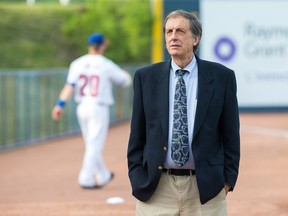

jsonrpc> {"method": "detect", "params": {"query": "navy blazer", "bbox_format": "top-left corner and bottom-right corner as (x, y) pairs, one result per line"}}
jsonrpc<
(127, 55), (240, 204)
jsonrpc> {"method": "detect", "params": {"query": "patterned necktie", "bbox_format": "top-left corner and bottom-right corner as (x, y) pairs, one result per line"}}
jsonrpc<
(171, 69), (189, 167)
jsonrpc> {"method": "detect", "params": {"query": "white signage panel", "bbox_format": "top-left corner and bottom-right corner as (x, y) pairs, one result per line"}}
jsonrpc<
(200, 0), (288, 108)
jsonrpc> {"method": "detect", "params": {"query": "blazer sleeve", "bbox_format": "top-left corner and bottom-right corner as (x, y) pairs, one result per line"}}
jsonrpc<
(127, 70), (149, 195)
(221, 70), (240, 191)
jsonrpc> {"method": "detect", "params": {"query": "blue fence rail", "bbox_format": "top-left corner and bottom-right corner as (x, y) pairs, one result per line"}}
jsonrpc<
(0, 64), (140, 151)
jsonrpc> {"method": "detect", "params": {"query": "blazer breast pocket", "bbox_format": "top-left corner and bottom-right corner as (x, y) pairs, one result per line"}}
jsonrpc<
(206, 98), (224, 119)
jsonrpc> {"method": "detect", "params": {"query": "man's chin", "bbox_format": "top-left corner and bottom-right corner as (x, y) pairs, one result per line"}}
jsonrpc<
(168, 50), (181, 56)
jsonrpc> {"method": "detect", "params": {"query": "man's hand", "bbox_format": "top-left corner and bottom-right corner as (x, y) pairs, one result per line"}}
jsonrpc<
(224, 183), (231, 195)
(51, 106), (63, 121)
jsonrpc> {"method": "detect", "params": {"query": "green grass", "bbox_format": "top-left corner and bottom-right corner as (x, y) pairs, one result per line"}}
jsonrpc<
(0, 1), (152, 69)
(0, 3), (83, 68)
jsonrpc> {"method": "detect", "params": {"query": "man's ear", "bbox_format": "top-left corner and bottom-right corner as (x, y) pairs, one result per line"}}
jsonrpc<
(193, 36), (200, 46)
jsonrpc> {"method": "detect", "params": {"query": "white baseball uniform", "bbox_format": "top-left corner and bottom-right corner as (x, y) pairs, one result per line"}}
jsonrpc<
(66, 54), (131, 187)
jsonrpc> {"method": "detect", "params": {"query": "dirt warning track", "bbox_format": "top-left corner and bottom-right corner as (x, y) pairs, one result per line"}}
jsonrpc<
(0, 113), (288, 216)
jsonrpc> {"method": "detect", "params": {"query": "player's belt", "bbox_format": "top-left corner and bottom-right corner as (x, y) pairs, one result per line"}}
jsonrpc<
(162, 168), (196, 176)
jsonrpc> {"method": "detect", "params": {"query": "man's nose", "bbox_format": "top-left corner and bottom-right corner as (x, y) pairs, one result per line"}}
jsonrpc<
(171, 31), (178, 39)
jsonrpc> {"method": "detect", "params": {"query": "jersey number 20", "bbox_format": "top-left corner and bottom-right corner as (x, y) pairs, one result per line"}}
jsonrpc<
(79, 74), (99, 96)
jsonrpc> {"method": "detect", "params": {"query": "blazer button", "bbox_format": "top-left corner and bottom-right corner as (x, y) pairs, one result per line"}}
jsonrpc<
(163, 146), (167, 151)
(158, 166), (163, 170)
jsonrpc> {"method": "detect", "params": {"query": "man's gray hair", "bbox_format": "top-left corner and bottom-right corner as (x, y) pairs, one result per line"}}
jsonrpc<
(163, 9), (202, 53)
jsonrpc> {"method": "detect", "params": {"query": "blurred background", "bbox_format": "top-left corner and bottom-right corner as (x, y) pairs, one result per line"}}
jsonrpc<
(0, 0), (152, 150)
(1, 0), (287, 151)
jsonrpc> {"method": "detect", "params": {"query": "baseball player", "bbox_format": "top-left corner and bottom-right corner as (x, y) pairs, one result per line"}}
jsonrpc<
(51, 33), (132, 188)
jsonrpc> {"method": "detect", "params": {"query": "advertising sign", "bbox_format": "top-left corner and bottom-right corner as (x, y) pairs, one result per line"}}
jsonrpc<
(200, 0), (288, 108)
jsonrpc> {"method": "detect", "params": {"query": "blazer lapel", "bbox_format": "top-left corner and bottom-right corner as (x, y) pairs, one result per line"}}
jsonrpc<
(151, 61), (171, 140)
(193, 57), (215, 139)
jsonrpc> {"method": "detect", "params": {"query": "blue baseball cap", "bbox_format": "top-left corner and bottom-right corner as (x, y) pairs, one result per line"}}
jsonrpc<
(87, 33), (107, 46)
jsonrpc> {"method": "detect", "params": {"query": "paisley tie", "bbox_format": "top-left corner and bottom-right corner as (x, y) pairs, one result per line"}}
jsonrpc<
(171, 69), (189, 167)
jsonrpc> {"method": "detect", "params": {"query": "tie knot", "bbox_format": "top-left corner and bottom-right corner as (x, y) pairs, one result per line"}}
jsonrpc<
(176, 69), (188, 78)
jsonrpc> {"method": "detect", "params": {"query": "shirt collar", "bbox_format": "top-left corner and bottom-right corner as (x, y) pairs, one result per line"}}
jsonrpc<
(171, 56), (197, 76)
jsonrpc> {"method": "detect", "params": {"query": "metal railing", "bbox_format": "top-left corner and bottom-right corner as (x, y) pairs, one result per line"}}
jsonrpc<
(0, 64), (140, 151)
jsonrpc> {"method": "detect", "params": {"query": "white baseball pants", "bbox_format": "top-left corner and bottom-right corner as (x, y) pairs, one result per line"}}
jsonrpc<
(76, 102), (111, 187)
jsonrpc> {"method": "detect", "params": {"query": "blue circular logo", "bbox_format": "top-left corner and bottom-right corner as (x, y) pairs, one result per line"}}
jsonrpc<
(214, 37), (236, 62)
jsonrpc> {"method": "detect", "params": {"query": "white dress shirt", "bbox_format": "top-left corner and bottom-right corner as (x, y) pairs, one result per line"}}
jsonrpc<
(164, 56), (198, 169)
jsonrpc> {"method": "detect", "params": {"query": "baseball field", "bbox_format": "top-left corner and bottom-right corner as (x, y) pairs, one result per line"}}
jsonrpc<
(0, 113), (288, 216)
